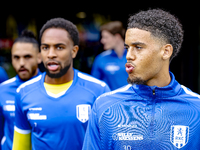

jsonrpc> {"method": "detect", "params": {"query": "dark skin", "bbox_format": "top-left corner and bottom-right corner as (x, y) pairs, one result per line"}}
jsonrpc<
(40, 28), (79, 84)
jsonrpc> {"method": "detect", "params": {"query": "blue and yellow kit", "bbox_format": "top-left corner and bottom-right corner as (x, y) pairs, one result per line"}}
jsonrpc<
(14, 69), (110, 150)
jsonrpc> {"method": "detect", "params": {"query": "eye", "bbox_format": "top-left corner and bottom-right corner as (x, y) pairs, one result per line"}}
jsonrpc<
(124, 44), (129, 50)
(136, 46), (142, 50)
(41, 46), (49, 50)
(13, 56), (19, 60)
(57, 46), (64, 50)
(24, 55), (32, 59)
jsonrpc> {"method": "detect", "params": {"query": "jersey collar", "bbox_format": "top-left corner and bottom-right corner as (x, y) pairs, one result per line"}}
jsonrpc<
(131, 72), (181, 99)
(16, 69), (42, 84)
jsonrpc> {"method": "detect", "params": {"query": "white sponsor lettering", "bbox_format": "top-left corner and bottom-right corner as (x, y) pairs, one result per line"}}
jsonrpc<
(29, 107), (42, 111)
(27, 113), (47, 120)
(3, 105), (15, 111)
(112, 133), (143, 141)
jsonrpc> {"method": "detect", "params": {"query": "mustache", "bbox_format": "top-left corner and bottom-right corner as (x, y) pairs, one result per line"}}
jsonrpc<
(18, 67), (28, 71)
(45, 60), (61, 66)
(126, 61), (136, 67)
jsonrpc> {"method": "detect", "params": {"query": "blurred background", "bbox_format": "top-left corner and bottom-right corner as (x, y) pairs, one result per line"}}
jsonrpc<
(0, 2), (200, 93)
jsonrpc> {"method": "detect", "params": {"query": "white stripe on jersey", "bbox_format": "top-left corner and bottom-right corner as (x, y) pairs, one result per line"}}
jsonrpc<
(1, 77), (16, 85)
(17, 75), (42, 93)
(14, 126), (31, 134)
(97, 84), (132, 101)
(78, 72), (106, 87)
(181, 85), (200, 99)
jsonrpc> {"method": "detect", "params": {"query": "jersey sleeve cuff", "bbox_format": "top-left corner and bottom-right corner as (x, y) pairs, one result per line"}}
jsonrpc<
(14, 126), (31, 134)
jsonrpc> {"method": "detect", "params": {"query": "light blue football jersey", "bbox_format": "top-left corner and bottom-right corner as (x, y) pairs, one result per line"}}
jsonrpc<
(15, 69), (110, 150)
(0, 70), (41, 150)
(83, 72), (200, 150)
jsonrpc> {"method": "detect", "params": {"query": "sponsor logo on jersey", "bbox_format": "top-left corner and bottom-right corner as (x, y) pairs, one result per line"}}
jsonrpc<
(170, 125), (189, 149)
(105, 64), (120, 74)
(27, 113), (47, 120)
(28, 107), (46, 120)
(112, 133), (143, 141)
(76, 104), (91, 123)
(3, 100), (15, 111)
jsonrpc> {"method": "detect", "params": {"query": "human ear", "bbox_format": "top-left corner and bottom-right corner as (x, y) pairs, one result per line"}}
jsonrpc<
(161, 44), (173, 60)
(71, 45), (79, 59)
(37, 52), (42, 64)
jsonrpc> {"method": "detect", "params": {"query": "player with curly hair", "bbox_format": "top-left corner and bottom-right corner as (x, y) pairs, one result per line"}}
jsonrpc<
(83, 9), (200, 150)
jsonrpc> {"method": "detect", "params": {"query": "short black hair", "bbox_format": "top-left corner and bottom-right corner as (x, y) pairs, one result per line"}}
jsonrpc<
(40, 18), (79, 46)
(128, 9), (184, 61)
(14, 30), (39, 47)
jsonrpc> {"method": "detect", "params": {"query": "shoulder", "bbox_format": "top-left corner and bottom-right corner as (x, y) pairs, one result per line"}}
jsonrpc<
(95, 50), (112, 60)
(77, 71), (107, 87)
(75, 70), (110, 95)
(96, 84), (133, 102)
(1, 77), (17, 86)
(180, 85), (200, 100)
(93, 84), (133, 112)
(17, 74), (43, 93)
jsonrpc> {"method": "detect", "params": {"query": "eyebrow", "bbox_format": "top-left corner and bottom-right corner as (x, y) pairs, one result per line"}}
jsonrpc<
(41, 43), (66, 46)
(125, 42), (146, 46)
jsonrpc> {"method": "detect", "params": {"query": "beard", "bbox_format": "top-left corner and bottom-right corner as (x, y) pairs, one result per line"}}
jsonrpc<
(127, 76), (148, 85)
(45, 63), (71, 78)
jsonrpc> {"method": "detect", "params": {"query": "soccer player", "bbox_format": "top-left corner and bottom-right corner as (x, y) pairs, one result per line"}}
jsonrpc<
(12, 18), (110, 150)
(0, 30), (41, 150)
(91, 21), (128, 90)
(83, 9), (200, 150)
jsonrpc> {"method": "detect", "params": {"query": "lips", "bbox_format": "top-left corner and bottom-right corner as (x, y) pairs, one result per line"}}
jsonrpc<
(18, 68), (28, 73)
(125, 63), (135, 73)
(46, 61), (59, 71)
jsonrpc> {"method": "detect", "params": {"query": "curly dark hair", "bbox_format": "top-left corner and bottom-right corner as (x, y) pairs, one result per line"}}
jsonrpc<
(128, 9), (184, 61)
(40, 18), (79, 46)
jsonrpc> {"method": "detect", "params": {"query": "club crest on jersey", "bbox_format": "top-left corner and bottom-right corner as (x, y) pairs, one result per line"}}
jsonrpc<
(76, 104), (91, 123)
(170, 125), (189, 149)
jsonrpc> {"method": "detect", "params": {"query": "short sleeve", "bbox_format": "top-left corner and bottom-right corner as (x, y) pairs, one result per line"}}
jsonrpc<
(15, 92), (31, 131)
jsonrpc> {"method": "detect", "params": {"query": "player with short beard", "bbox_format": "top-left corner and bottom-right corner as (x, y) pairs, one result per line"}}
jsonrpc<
(83, 9), (200, 150)
(12, 18), (110, 150)
(0, 30), (41, 150)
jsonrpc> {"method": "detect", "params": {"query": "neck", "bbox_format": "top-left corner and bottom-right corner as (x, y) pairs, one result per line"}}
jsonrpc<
(45, 67), (74, 84)
(114, 40), (125, 58)
(147, 67), (171, 87)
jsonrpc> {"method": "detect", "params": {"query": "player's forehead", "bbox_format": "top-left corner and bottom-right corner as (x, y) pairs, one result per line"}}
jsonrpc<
(41, 28), (72, 46)
(125, 28), (153, 45)
(12, 42), (37, 56)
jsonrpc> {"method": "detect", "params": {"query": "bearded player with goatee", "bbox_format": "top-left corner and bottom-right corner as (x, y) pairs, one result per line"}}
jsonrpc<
(12, 18), (110, 150)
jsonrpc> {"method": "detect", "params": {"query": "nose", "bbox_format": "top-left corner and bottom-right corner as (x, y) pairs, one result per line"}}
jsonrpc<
(101, 38), (105, 45)
(19, 58), (25, 66)
(47, 47), (57, 59)
(126, 48), (136, 61)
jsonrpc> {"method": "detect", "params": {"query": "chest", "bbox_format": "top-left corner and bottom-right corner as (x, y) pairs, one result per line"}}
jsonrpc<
(99, 101), (200, 150)
(101, 57), (127, 75)
(1, 90), (17, 122)
(22, 90), (95, 130)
